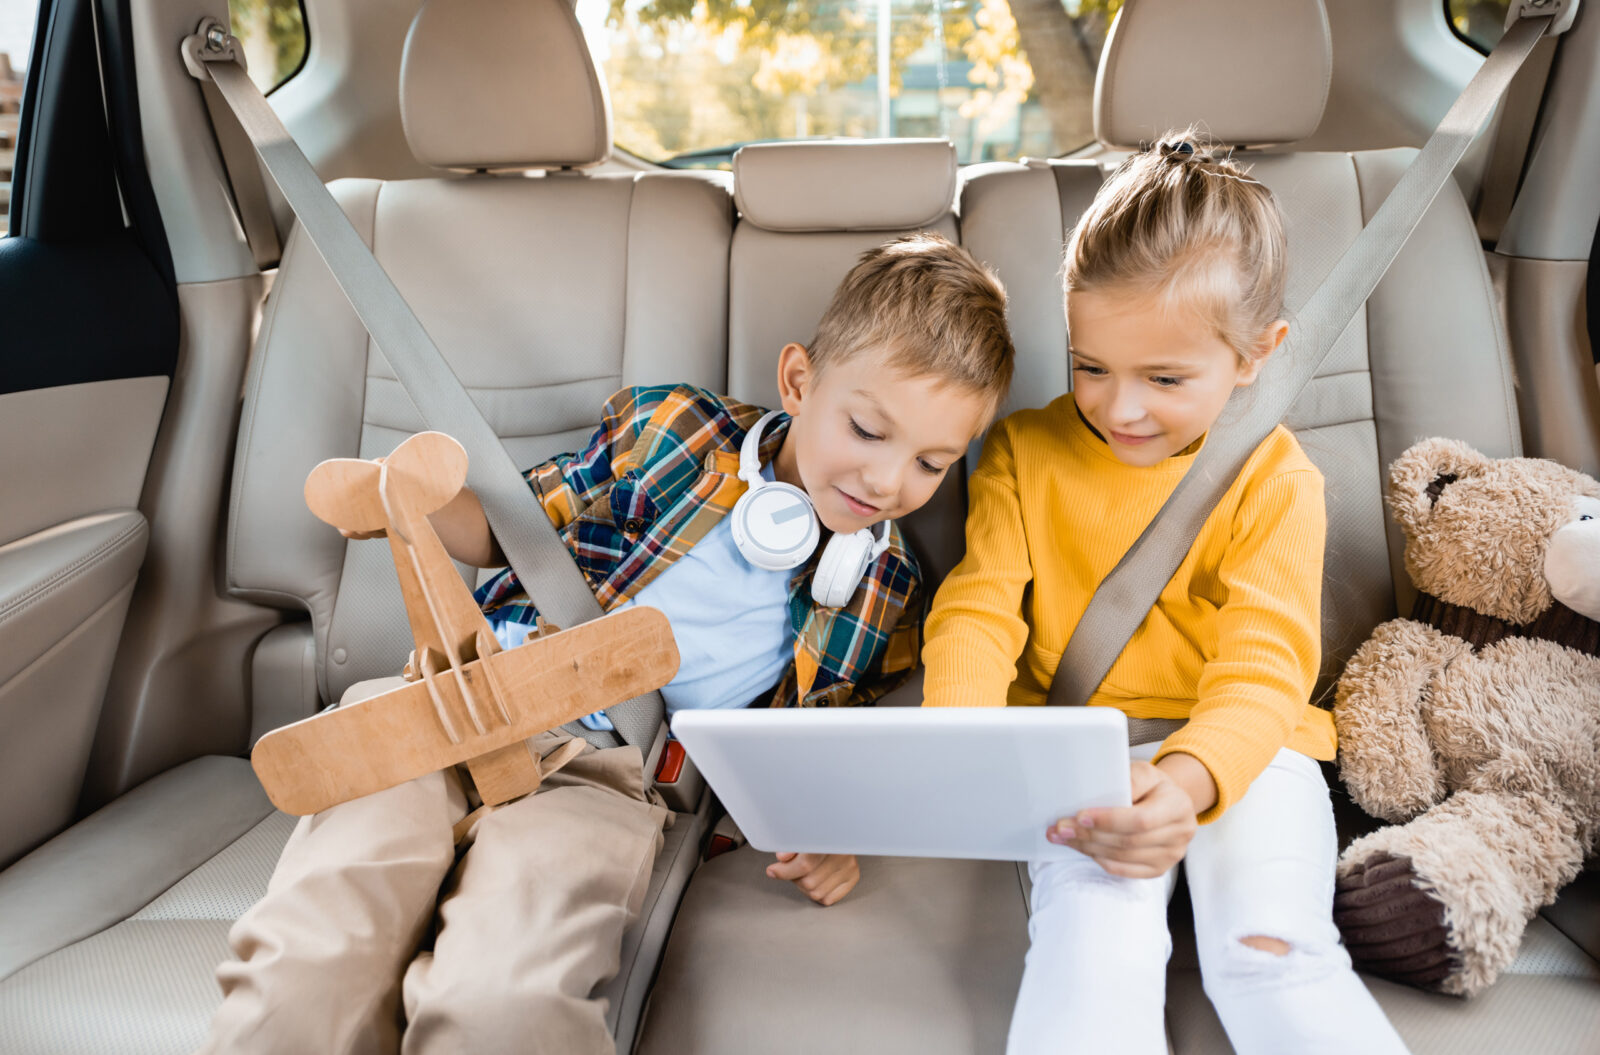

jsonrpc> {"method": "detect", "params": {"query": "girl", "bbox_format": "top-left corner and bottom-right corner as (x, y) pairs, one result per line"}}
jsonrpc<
(921, 134), (1410, 1054)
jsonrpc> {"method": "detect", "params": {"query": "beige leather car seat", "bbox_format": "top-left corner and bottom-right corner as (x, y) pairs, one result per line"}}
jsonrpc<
(634, 138), (1031, 1055)
(0, 0), (733, 1050)
(635, 2), (1599, 1053)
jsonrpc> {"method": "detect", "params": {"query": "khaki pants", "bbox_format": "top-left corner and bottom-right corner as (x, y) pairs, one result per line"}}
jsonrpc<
(200, 678), (669, 1055)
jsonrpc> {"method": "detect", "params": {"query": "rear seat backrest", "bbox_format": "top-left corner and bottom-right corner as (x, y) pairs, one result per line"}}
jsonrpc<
(726, 139), (960, 410)
(726, 139), (970, 585)
(961, 0), (1522, 691)
(226, 0), (735, 706)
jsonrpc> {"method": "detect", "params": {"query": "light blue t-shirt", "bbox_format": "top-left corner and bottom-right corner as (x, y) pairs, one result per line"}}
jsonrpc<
(490, 467), (796, 729)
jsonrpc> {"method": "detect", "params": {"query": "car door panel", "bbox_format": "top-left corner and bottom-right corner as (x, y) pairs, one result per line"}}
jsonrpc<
(0, 0), (178, 865)
(0, 378), (166, 867)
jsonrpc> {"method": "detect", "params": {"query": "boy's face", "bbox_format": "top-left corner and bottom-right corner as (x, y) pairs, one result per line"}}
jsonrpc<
(1066, 288), (1284, 468)
(773, 343), (990, 535)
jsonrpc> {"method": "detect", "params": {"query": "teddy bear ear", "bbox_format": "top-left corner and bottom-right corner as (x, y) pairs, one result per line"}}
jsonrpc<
(1387, 438), (1492, 535)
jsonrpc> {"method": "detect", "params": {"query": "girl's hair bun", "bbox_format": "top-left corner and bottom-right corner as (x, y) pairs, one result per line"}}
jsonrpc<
(1157, 138), (1197, 162)
(1067, 126), (1287, 363)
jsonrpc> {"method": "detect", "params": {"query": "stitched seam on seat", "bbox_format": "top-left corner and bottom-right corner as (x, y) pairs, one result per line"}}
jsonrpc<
(607, 819), (696, 1016)
(620, 174), (638, 386)
(1469, 235), (1522, 454)
(226, 226), (295, 599)
(1289, 416), (1383, 433)
(363, 373), (624, 394)
(326, 180), (385, 706)
(0, 517), (145, 627)
(0, 805), (277, 983)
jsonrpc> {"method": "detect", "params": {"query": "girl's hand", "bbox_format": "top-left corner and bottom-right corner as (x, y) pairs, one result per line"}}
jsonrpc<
(1047, 761), (1198, 878)
(766, 852), (860, 906)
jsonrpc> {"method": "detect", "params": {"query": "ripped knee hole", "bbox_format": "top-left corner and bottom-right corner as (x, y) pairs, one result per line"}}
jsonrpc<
(1238, 935), (1291, 956)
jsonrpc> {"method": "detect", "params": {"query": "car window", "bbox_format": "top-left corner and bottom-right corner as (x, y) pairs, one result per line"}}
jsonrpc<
(576, 0), (1118, 168)
(229, 0), (308, 93)
(1447, 0), (1511, 52)
(0, 0), (33, 235)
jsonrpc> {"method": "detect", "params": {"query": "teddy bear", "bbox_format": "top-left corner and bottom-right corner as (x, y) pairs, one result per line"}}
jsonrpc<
(1330, 437), (1600, 997)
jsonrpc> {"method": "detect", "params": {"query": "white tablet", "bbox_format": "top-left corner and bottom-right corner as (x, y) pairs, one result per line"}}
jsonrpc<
(670, 707), (1132, 861)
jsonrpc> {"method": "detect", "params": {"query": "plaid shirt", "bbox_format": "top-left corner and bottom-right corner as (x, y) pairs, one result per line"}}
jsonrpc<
(474, 385), (923, 707)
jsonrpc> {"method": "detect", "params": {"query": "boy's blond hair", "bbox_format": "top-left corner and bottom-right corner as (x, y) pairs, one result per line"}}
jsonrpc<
(810, 233), (1014, 411)
(1065, 128), (1288, 363)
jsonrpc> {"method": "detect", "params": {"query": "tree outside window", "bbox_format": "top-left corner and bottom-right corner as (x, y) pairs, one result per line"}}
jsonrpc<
(0, 4), (33, 235)
(578, 0), (1121, 167)
(229, 0), (308, 93)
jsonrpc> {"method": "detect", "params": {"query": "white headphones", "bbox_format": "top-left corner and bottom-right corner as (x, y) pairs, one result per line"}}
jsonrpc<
(729, 410), (893, 608)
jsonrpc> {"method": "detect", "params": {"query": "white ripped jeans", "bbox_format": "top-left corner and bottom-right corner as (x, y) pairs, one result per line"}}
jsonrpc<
(1008, 744), (1410, 1055)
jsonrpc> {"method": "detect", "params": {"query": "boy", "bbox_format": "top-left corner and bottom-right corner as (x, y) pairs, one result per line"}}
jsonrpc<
(201, 232), (1013, 1055)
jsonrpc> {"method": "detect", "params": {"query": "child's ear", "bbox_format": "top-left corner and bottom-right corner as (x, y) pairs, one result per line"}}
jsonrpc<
(1236, 319), (1289, 386)
(776, 343), (814, 415)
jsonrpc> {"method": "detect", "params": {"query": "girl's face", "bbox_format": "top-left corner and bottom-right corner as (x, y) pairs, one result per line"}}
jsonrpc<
(1066, 287), (1285, 467)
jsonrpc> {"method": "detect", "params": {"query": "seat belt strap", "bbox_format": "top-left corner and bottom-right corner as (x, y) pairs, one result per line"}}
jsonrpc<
(1046, 11), (1564, 740)
(203, 75), (283, 270)
(180, 20), (665, 766)
(1048, 160), (1104, 243)
(1476, 34), (1558, 246)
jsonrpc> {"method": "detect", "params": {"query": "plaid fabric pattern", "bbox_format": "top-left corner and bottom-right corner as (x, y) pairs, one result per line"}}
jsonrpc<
(475, 385), (923, 707)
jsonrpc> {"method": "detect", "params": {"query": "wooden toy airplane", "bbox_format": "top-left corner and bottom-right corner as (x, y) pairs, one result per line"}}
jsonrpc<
(250, 431), (679, 817)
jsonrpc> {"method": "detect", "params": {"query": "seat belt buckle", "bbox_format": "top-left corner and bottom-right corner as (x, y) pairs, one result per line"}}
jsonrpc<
(1506, 0), (1579, 36)
(653, 739), (687, 784)
(181, 17), (248, 82)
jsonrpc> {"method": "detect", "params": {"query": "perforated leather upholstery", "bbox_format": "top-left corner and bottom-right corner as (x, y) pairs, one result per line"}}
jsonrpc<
(400, 0), (612, 169)
(1095, 0), (1332, 148)
(733, 139), (958, 233)
(1, 0), (729, 1050)
(228, 169), (733, 704)
(635, 1), (1591, 1051)
(725, 140), (961, 411)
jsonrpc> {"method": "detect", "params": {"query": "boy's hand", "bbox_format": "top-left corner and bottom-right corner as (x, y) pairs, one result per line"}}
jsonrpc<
(1047, 761), (1198, 879)
(766, 852), (860, 906)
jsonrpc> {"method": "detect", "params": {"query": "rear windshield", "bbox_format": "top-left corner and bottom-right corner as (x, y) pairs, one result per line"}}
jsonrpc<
(576, 0), (1118, 168)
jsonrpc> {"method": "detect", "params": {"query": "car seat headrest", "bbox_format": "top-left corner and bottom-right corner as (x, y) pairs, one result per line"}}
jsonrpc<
(399, 0), (611, 171)
(733, 140), (958, 233)
(1095, 0), (1331, 149)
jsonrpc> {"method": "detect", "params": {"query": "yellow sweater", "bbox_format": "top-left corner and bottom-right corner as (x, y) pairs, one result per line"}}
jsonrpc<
(922, 395), (1336, 822)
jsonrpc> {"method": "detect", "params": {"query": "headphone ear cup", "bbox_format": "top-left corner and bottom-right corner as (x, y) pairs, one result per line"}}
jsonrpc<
(811, 530), (875, 608)
(731, 480), (820, 571)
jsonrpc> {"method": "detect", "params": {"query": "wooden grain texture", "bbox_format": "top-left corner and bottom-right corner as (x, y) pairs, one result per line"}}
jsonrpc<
(252, 606), (678, 815)
(467, 741), (545, 807)
(261, 432), (678, 815)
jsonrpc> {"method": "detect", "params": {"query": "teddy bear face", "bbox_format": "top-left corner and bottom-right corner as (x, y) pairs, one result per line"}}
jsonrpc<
(1547, 495), (1600, 621)
(1388, 439), (1600, 625)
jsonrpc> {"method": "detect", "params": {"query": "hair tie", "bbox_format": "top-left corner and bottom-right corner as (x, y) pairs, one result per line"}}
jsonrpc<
(1160, 139), (1197, 162)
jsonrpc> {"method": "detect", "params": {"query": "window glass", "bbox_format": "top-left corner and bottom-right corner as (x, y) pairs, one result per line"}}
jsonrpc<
(1447, 0), (1510, 53)
(229, 0), (308, 93)
(576, 0), (1118, 168)
(0, 0), (34, 235)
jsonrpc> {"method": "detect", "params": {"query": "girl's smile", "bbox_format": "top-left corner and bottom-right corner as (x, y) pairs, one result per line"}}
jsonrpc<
(1066, 288), (1284, 467)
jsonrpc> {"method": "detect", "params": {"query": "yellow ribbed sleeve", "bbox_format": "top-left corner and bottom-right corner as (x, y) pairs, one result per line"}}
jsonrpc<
(922, 395), (1336, 823)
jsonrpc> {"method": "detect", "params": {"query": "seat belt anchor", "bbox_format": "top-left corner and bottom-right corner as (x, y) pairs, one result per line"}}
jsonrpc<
(1506, 0), (1580, 36)
(181, 17), (248, 82)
